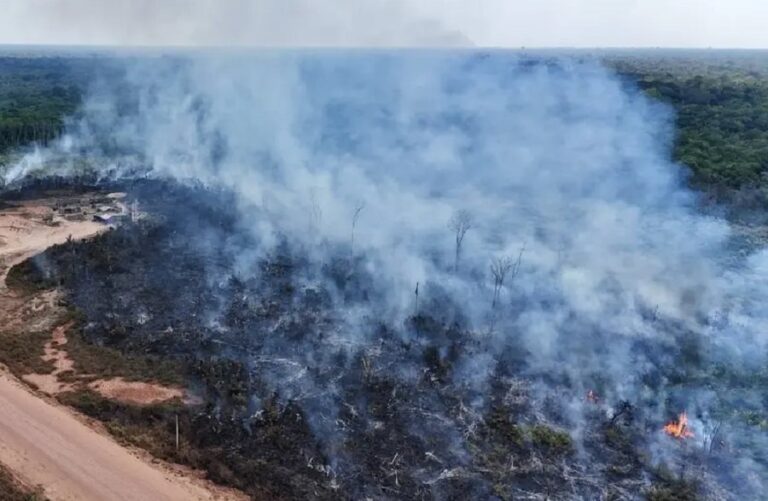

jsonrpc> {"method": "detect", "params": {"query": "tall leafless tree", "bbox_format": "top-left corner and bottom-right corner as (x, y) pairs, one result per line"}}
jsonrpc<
(490, 256), (514, 308)
(449, 210), (472, 273)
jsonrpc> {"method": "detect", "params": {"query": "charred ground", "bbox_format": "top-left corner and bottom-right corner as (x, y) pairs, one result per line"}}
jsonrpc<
(4, 179), (763, 500)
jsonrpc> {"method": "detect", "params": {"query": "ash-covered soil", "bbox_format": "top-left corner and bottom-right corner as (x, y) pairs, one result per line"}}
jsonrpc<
(10, 179), (764, 500)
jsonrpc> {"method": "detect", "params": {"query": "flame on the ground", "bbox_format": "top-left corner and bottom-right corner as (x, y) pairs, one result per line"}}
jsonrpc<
(586, 390), (599, 404)
(663, 412), (694, 439)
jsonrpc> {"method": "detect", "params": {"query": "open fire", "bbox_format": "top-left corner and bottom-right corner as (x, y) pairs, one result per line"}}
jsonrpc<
(664, 412), (694, 439)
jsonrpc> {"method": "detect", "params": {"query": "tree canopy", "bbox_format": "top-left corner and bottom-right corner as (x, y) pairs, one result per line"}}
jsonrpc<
(606, 51), (768, 199)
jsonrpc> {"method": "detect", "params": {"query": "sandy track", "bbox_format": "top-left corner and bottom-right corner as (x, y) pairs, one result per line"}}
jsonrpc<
(0, 369), (235, 501)
(0, 195), (245, 501)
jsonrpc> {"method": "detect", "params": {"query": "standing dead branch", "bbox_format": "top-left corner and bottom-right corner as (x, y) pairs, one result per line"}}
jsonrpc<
(449, 210), (472, 273)
(705, 420), (723, 455)
(490, 256), (514, 308)
(490, 243), (526, 308)
(351, 202), (365, 252)
(509, 243), (525, 285)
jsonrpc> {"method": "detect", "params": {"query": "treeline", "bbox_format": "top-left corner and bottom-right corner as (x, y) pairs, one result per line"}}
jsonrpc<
(607, 51), (768, 197)
(3, 51), (768, 201)
(0, 56), (87, 154)
(0, 122), (66, 150)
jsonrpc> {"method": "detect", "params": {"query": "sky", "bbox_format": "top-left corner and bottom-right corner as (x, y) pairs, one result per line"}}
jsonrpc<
(1, 0), (768, 49)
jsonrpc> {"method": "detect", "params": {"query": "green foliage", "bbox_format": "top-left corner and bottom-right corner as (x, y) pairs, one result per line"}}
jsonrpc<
(528, 424), (573, 454)
(607, 52), (768, 195)
(0, 327), (54, 376)
(485, 406), (525, 447)
(57, 389), (189, 460)
(647, 486), (698, 501)
(2, 51), (768, 199)
(647, 481), (699, 501)
(5, 256), (56, 293)
(478, 407), (573, 457)
(58, 389), (331, 499)
(647, 463), (701, 501)
(4, 255), (185, 386)
(61, 323), (185, 386)
(0, 57), (86, 154)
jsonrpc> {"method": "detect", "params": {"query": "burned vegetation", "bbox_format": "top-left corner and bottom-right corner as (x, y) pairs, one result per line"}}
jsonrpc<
(6, 179), (764, 501)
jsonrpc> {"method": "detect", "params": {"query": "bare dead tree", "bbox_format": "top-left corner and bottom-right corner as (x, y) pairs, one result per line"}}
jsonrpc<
(351, 202), (365, 252)
(509, 243), (526, 284)
(449, 210), (472, 273)
(490, 243), (526, 308)
(490, 256), (514, 309)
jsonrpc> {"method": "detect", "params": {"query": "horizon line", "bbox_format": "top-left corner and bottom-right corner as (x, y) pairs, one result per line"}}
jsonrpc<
(1, 43), (768, 52)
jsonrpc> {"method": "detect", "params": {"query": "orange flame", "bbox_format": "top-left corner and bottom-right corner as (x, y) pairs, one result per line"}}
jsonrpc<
(586, 390), (599, 404)
(663, 412), (694, 439)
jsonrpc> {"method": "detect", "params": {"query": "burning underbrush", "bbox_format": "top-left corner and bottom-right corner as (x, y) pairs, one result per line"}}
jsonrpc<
(6, 179), (764, 500)
(664, 413), (694, 440)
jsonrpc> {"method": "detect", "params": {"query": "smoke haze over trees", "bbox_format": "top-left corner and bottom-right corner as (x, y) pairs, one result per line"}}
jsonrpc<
(3, 50), (768, 498)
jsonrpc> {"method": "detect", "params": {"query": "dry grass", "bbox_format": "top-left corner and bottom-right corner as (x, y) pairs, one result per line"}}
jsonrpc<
(59, 322), (184, 387)
(0, 328), (54, 376)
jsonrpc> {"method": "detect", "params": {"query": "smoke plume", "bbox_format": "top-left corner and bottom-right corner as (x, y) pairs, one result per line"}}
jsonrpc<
(4, 51), (767, 496)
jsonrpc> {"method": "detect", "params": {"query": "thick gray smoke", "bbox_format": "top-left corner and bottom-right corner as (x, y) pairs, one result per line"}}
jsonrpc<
(4, 52), (768, 495)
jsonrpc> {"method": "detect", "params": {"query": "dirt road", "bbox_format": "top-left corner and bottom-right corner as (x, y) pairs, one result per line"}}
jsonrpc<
(0, 369), (238, 501)
(0, 195), (244, 501)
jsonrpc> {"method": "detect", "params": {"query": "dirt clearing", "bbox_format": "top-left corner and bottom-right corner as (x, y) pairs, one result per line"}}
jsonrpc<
(22, 320), (195, 406)
(0, 192), (246, 501)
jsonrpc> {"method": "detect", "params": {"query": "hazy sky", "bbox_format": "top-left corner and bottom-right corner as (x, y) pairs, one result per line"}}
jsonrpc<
(1, 0), (767, 48)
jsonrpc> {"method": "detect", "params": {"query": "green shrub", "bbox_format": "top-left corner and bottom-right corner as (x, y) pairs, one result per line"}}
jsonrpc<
(529, 424), (573, 454)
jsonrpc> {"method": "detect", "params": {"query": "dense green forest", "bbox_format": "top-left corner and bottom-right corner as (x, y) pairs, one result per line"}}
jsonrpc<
(606, 50), (768, 198)
(2, 50), (768, 201)
(0, 56), (87, 155)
